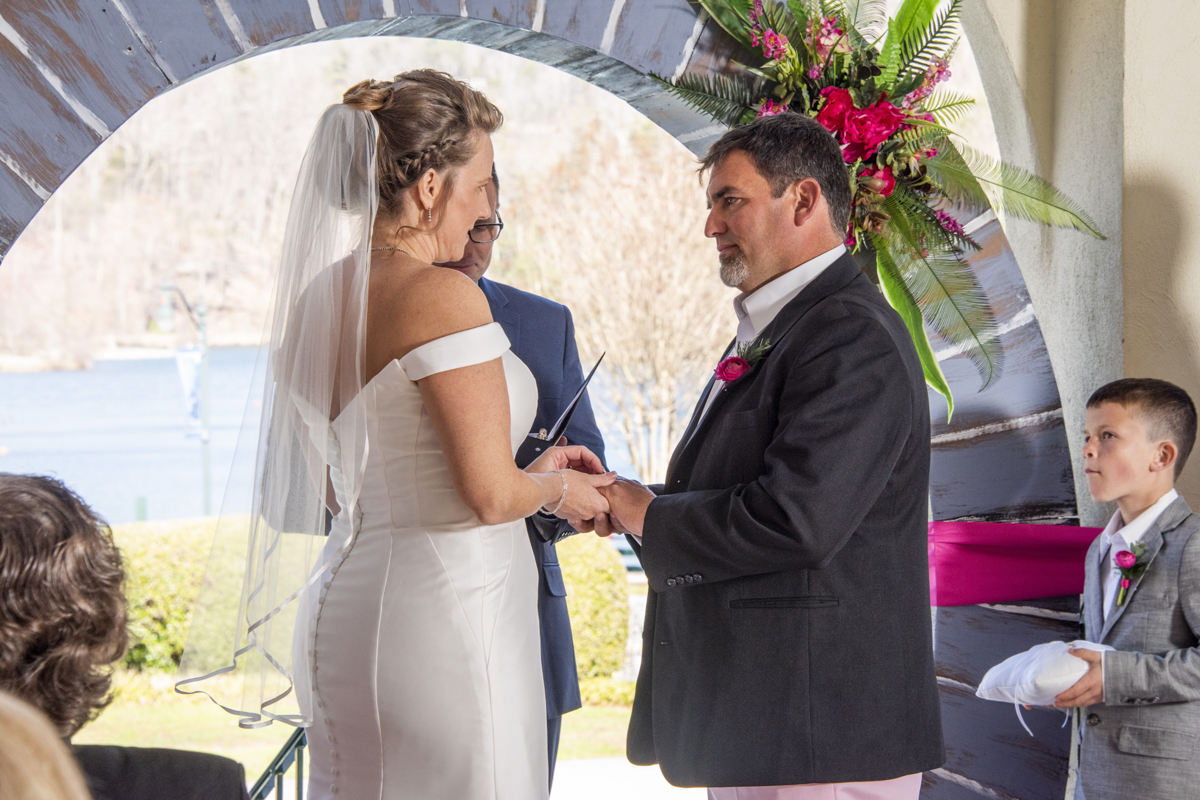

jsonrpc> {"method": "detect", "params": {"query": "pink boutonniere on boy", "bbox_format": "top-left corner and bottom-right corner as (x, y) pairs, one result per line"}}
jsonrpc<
(1114, 541), (1151, 606)
(715, 337), (771, 383)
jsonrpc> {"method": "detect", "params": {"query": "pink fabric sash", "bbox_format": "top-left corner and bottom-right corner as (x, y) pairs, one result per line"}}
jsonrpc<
(927, 521), (1102, 607)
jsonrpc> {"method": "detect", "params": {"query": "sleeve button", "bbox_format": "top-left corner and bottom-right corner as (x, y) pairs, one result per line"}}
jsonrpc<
(1086, 714), (1101, 726)
(666, 578), (677, 587)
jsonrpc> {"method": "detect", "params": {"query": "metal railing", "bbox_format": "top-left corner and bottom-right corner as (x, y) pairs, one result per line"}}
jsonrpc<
(250, 728), (306, 800)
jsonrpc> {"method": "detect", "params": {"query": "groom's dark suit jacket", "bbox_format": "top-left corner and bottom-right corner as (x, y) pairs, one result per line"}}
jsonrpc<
(480, 276), (605, 721)
(628, 253), (944, 787)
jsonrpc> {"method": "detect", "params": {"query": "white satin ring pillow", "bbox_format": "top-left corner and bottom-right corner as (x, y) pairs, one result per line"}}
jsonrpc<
(976, 640), (1114, 736)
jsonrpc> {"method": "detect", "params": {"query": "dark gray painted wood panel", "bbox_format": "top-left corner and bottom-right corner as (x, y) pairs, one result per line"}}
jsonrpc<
(0, 34), (101, 190)
(922, 770), (1014, 800)
(935, 601), (1080, 689)
(930, 422), (1076, 522)
(223, 0), (318, 47)
(469, 0), (539, 29)
(540, 0), (614, 53)
(2, 1), (170, 125)
(939, 681), (1071, 800)
(316, 0), (390, 27)
(0, 171), (43, 256)
(607, 0), (701, 77)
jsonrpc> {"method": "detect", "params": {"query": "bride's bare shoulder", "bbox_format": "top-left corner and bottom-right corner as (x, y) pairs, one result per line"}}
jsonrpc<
(370, 262), (494, 359)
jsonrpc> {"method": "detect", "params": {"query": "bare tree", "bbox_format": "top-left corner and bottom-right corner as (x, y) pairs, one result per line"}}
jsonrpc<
(507, 125), (736, 483)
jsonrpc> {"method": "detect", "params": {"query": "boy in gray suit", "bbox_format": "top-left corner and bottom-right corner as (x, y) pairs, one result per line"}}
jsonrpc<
(1055, 378), (1200, 800)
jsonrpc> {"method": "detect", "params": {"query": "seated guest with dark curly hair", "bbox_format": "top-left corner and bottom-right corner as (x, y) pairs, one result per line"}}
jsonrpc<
(0, 473), (127, 737)
(0, 474), (249, 800)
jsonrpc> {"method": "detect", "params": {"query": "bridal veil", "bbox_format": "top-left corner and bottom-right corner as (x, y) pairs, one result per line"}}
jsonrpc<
(175, 104), (379, 727)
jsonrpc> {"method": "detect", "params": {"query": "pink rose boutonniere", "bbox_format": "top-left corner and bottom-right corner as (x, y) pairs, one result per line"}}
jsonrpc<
(1114, 541), (1151, 606)
(715, 337), (771, 383)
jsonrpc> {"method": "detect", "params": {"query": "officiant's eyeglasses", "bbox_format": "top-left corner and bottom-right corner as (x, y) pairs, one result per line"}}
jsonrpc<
(469, 212), (504, 244)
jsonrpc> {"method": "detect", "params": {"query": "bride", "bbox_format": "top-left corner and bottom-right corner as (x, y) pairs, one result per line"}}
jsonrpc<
(175, 70), (612, 800)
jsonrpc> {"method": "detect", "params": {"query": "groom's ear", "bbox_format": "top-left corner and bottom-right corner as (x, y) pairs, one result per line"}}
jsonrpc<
(788, 177), (823, 229)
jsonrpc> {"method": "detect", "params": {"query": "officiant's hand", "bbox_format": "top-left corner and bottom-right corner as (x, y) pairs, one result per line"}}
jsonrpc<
(1054, 648), (1105, 708)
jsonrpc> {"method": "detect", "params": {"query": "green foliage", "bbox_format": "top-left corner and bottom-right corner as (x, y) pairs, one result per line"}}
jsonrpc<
(559, 534), (630, 680)
(578, 676), (637, 706)
(927, 141), (1106, 239)
(874, 244), (954, 416)
(696, 0), (757, 51)
(923, 90), (975, 125)
(877, 0), (941, 85)
(891, 0), (961, 94)
(840, 0), (891, 41)
(113, 519), (214, 672)
(652, 72), (765, 126)
(880, 192), (1002, 390)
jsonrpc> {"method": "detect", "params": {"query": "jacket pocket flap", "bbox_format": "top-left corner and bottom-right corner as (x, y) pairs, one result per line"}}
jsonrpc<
(1117, 725), (1195, 760)
(729, 596), (838, 609)
(544, 564), (568, 597)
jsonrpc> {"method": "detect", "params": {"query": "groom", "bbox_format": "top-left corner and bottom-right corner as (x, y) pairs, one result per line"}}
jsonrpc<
(595, 113), (944, 797)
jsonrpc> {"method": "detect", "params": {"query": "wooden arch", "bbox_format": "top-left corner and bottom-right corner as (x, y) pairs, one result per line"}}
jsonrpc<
(0, 3), (1079, 798)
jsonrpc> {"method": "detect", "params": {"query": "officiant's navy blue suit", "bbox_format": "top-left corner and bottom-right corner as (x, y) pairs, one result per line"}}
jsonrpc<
(479, 275), (606, 783)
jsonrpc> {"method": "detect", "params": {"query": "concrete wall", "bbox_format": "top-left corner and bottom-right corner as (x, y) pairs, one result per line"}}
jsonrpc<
(1122, 1), (1200, 505)
(962, 0), (1125, 526)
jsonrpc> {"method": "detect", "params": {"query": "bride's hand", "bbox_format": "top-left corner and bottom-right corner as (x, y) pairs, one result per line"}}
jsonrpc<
(545, 469), (615, 521)
(526, 443), (606, 476)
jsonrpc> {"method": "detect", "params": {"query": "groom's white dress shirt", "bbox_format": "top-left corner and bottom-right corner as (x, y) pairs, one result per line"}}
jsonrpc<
(695, 244), (846, 428)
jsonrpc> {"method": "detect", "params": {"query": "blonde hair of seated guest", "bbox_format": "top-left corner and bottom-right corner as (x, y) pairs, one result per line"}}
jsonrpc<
(0, 691), (91, 800)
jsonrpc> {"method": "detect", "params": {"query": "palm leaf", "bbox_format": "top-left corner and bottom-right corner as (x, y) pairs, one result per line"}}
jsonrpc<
(653, 72), (766, 126)
(695, 0), (757, 52)
(927, 141), (1106, 238)
(894, 0), (961, 86)
(842, 0), (889, 40)
(877, 0), (940, 84)
(881, 193), (1002, 389)
(921, 90), (975, 125)
(875, 241), (955, 416)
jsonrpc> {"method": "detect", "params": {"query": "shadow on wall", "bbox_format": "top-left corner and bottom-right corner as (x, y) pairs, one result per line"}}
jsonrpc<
(1122, 179), (1200, 500)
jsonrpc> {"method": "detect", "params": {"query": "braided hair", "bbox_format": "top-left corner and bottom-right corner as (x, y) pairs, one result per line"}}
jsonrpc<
(343, 70), (503, 217)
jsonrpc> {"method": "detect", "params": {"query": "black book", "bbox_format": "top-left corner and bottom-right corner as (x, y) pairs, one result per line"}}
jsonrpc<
(515, 353), (604, 469)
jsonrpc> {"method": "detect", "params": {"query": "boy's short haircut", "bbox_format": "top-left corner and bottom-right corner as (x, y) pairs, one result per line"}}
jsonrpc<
(1088, 378), (1198, 478)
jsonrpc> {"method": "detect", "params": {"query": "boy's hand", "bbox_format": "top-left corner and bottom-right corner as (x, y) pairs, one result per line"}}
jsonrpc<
(1054, 648), (1105, 708)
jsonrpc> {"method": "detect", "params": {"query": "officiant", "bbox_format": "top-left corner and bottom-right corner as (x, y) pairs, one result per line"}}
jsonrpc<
(436, 166), (606, 786)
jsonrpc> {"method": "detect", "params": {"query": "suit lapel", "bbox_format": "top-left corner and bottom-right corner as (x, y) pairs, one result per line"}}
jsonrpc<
(662, 254), (863, 486)
(480, 277), (521, 355)
(1083, 541), (1105, 642)
(1099, 497), (1191, 641)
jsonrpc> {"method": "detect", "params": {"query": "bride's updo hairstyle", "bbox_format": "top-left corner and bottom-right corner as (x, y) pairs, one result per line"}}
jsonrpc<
(343, 69), (503, 218)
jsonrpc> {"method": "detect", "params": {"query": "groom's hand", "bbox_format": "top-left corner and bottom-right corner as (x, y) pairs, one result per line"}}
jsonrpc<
(594, 477), (655, 537)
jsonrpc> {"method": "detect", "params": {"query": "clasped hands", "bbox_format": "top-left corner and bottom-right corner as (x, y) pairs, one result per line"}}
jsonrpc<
(526, 440), (655, 537)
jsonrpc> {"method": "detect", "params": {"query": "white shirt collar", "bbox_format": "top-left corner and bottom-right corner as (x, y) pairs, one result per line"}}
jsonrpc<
(1099, 488), (1179, 557)
(733, 244), (846, 343)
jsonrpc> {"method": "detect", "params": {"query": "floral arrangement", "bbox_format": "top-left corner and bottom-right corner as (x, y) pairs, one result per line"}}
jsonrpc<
(660, 0), (1104, 414)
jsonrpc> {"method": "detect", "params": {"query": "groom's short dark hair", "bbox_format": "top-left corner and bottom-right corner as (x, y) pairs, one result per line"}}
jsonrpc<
(700, 113), (851, 237)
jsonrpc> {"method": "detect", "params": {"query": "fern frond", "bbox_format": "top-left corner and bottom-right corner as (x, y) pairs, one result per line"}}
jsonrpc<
(874, 240), (954, 415)
(695, 0), (758, 52)
(653, 72), (767, 127)
(894, 0), (961, 84)
(920, 90), (975, 125)
(842, 0), (889, 40)
(880, 193), (1002, 388)
(927, 142), (1106, 238)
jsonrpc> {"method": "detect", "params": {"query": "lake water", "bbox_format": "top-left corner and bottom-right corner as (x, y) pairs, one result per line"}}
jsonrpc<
(0, 347), (641, 565)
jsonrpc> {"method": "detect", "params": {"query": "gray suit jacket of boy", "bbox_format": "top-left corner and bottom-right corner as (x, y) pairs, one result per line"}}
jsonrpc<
(1080, 496), (1200, 800)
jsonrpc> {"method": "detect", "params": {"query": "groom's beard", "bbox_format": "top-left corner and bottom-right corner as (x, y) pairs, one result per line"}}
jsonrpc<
(719, 250), (750, 288)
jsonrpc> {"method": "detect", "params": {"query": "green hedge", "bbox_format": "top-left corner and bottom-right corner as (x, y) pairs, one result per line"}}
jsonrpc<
(558, 533), (629, 679)
(113, 520), (631, 684)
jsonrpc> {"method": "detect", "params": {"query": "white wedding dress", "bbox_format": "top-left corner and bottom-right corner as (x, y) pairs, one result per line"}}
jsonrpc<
(304, 322), (549, 800)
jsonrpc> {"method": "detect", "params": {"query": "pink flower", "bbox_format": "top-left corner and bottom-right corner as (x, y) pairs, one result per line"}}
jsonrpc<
(865, 167), (896, 196)
(844, 231), (857, 249)
(816, 87), (855, 134)
(807, 65), (820, 80)
(757, 99), (788, 117)
(806, 14), (849, 59)
(750, 0), (765, 25)
(935, 210), (966, 237)
(715, 356), (751, 382)
(1121, 578), (1131, 589)
(841, 99), (906, 161)
(761, 29), (789, 61)
(1115, 550), (1138, 569)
